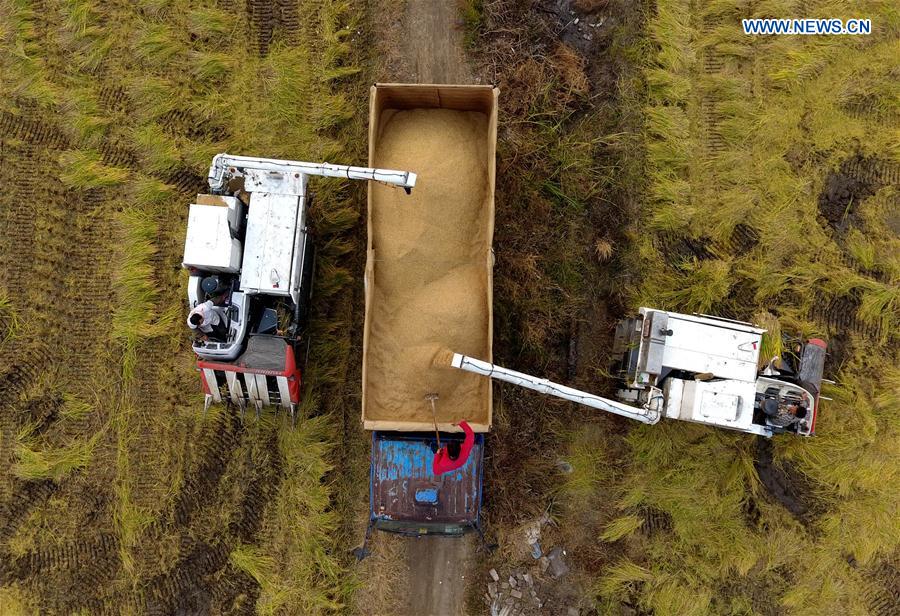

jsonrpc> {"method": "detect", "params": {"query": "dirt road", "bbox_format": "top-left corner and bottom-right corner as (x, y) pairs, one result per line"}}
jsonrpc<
(367, 2), (477, 615)
(406, 535), (475, 616)
(375, 0), (473, 85)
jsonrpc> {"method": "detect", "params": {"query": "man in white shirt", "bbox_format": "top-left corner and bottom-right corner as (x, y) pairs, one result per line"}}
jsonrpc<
(187, 300), (229, 341)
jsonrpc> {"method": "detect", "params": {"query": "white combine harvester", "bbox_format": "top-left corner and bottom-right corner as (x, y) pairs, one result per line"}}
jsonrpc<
(182, 154), (416, 422)
(449, 308), (827, 437)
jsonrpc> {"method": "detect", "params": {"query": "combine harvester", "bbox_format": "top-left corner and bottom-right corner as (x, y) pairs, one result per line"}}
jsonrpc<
(446, 308), (827, 438)
(182, 153), (416, 424)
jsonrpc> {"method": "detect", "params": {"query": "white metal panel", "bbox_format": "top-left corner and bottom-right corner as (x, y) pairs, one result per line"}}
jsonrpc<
(277, 376), (292, 410)
(255, 374), (270, 406)
(183, 204), (242, 273)
(680, 379), (756, 430)
(244, 373), (260, 404)
(202, 369), (221, 403)
(661, 314), (762, 382)
(225, 371), (244, 405)
(241, 193), (300, 295)
(699, 389), (740, 421)
(663, 378), (685, 419)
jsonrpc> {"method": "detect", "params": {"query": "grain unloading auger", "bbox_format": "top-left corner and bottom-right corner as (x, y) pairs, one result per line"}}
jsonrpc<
(182, 153), (416, 424)
(447, 308), (827, 438)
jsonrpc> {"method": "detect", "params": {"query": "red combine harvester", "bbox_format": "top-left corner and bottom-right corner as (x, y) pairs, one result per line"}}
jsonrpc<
(182, 154), (416, 423)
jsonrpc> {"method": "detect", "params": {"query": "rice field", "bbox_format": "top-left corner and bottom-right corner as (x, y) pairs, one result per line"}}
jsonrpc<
(0, 0), (368, 612)
(576, 1), (899, 614)
(464, 0), (898, 614)
(1, 0), (898, 614)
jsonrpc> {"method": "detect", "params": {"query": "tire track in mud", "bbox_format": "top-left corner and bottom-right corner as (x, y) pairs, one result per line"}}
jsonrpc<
(0, 532), (120, 614)
(698, 17), (728, 158)
(0, 111), (123, 610)
(637, 506), (673, 537)
(0, 480), (57, 544)
(246, 0), (304, 56)
(126, 411), (283, 613)
(862, 555), (900, 616)
(247, 0), (276, 56)
(0, 532), (118, 583)
(0, 111), (71, 151)
(810, 156), (899, 345)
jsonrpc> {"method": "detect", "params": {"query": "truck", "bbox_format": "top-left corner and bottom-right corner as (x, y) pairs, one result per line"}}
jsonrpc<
(182, 154), (416, 424)
(361, 84), (499, 540)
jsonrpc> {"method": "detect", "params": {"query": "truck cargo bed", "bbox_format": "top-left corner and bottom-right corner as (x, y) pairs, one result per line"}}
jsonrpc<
(362, 84), (498, 432)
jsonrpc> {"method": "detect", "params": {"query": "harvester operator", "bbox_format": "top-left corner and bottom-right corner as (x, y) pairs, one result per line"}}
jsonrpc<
(762, 398), (808, 429)
(187, 300), (228, 341)
(432, 421), (475, 476)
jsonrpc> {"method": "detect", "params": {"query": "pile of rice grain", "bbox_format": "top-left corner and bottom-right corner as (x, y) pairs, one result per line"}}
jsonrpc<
(366, 108), (491, 426)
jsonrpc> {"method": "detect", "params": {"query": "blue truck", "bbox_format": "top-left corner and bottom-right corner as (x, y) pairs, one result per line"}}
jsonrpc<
(368, 431), (485, 537)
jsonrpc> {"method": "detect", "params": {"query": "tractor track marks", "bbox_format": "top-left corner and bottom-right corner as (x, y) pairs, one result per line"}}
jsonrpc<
(98, 84), (130, 115)
(275, 0), (301, 46)
(246, 0), (303, 57)
(0, 531), (120, 615)
(134, 419), (282, 613)
(808, 292), (890, 344)
(862, 555), (900, 616)
(0, 140), (40, 298)
(637, 506), (673, 537)
(0, 480), (57, 544)
(169, 409), (243, 528)
(656, 232), (715, 263)
(139, 546), (257, 615)
(698, 31), (728, 157)
(247, 0), (276, 57)
(0, 112), (71, 150)
(158, 108), (230, 143)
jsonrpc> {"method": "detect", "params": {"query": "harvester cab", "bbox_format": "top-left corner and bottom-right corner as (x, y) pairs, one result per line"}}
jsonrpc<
(183, 154), (416, 422)
(449, 308), (827, 438)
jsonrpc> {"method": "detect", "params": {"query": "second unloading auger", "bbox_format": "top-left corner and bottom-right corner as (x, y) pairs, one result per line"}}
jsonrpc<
(449, 353), (662, 424)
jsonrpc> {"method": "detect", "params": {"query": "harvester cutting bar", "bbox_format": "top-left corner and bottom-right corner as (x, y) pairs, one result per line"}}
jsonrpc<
(207, 153), (417, 192)
(450, 353), (661, 424)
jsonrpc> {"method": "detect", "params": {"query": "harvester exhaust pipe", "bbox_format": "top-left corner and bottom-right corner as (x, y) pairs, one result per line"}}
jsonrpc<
(446, 352), (661, 425)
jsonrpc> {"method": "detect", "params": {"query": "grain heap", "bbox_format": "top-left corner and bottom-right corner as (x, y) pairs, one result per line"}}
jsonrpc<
(366, 108), (491, 425)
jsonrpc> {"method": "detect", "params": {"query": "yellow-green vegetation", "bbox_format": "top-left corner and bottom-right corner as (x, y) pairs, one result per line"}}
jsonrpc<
(1, 0), (366, 612)
(583, 1), (900, 614)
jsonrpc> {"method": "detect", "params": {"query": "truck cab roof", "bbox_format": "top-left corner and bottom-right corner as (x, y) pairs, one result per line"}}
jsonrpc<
(370, 431), (484, 535)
